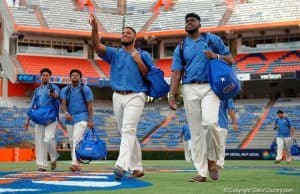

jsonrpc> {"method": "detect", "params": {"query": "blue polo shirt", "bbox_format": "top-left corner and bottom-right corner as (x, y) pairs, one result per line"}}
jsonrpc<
(172, 33), (230, 84)
(218, 99), (235, 129)
(31, 83), (60, 109)
(60, 84), (93, 125)
(99, 47), (150, 92)
(182, 124), (191, 141)
(275, 117), (292, 137)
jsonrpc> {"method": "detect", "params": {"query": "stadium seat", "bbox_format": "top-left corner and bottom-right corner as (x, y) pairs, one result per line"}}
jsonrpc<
(17, 55), (101, 78)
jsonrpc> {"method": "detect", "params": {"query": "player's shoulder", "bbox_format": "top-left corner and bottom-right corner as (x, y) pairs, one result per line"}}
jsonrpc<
(205, 32), (222, 42)
(60, 85), (69, 93)
(82, 84), (92, 92)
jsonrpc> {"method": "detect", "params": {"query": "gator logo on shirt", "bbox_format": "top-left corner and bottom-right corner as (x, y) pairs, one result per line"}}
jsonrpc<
(0, 172), (151, 193)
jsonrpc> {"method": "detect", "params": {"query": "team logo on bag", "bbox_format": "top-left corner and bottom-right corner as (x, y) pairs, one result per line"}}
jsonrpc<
(223, 83), (236, 93)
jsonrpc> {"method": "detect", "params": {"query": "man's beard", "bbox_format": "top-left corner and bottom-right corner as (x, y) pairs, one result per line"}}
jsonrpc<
(121, 39), (134, 46)
(42, 80), (49, 85)
(186, 27), (199, 34)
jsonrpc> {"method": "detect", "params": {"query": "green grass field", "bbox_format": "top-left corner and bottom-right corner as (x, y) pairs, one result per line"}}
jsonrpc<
(0, 160), (299, 194)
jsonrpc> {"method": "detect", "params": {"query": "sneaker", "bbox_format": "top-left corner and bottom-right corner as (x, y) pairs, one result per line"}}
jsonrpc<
(274, 160), (281, 164)
(69, 165), (81, 172)
(189, 175), (207, 182)
(50, 161), (57, 171)
(113, 166), (125, 180)
(208, 160), (220, 181)
(130, 170), (145, 178)
(37, 167), (47, 172)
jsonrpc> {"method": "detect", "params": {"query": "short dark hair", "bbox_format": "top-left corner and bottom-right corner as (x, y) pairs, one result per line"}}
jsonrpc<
(69, 69), (82, 78)
(185, 13), (201, 22)
(40, 68), (52, 76)
(123, 26), (136, 35)
(277, 110), (284, 114)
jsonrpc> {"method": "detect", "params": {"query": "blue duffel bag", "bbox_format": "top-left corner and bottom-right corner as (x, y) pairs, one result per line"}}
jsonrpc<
(76, 128), (107, 164)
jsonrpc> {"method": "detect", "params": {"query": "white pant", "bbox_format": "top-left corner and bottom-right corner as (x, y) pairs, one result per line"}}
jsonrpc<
(216, 128), (228, 168)
(34, 121), (59, 167)
(182, 84), (222, 177)
(113, 92), (146, 171)
(276, 137), (292, 161)
(183, 140), (192, 162)
(67, 121), (88, 165)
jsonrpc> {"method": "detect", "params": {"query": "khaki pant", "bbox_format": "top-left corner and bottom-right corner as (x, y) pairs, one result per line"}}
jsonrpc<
(183, 84), (222, 177)
(67, 121), (88, 165)
(216, 128), (228, 168)
(35, 121), (59, 168)
(113, 92), (146, 171)
(276, 137), (292, 161)
(183, 140), (192, 162)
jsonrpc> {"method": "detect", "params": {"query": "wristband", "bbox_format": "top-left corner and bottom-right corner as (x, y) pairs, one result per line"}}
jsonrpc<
(216, 54), (220, 60)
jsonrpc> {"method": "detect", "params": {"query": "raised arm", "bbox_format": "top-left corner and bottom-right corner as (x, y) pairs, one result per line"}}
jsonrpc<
(90, 14), (106, 56)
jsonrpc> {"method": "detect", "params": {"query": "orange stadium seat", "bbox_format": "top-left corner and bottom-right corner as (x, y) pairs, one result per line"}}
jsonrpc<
(235, 51), (300, 73)
(17, 55), (101, 78)
(156, 59), (172, 77)
(95, 60), (111, 77)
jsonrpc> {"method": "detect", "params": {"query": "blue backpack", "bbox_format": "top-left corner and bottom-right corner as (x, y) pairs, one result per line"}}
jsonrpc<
(27, 84), (59, 125)
(207, 58), (241, 100)
(76, 128), (107, 164)
(179, 33), (241, 100)
(139, 49), (169, 98)
(204, 34), (241, 100)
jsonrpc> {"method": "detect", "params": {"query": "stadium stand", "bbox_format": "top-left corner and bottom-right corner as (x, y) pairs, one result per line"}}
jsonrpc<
(95, 59), (110, 77)
(149, 0), (227, 31)
(248, 98), (300, 149)
(227, 0), (300, 25)
(94, 0), (118, 10)
(125, 0), (156, 32)
(156, 59), (172, 77)
(17, 55), (101, 78)
(9, 6), (41, 27)
(24, 0), (91, 31)
(95, 13), (123, 33)
(234, 50), (300, 74)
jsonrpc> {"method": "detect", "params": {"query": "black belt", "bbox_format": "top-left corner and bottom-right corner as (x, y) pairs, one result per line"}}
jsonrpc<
(190, 80), (208, 84)
(115, 90), (134, 95)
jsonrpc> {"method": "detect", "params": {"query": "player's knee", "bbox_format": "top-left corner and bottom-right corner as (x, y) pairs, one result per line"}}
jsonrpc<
(121, 126), (136, 136)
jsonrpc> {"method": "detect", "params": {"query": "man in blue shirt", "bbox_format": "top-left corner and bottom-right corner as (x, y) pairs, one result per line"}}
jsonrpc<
(216, 99), (238, 169)
(274, 110), (295, 163)
(90, 14), (152, 180)
(180, 124), (192, 162)
(60, 69), (94, 172)
(168, 13), (233, 182)
(24, 68), (60, 172)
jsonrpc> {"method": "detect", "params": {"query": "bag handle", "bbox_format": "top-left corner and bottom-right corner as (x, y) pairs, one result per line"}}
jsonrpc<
(78, 128), (100, 165)
(84, 128), (100, 142)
